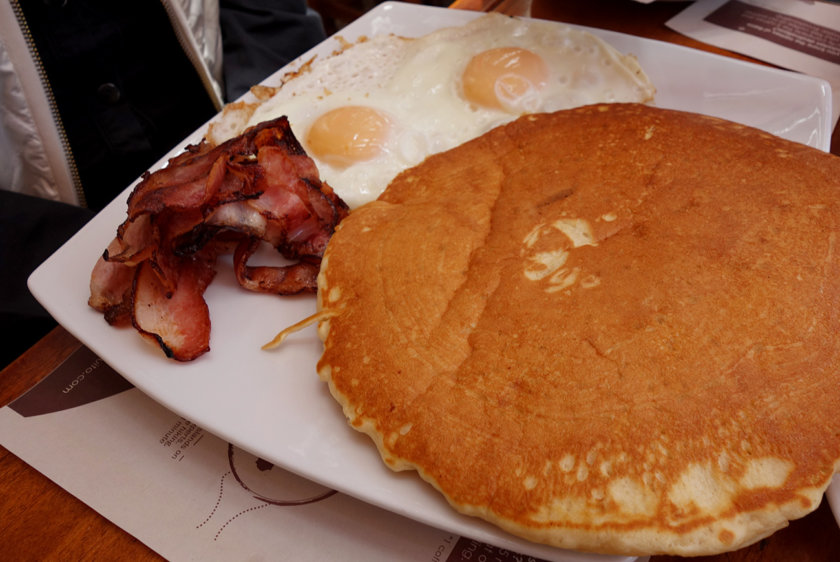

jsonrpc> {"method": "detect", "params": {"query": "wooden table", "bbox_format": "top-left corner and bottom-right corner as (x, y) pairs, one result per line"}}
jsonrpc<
(2, 0), (839, 559)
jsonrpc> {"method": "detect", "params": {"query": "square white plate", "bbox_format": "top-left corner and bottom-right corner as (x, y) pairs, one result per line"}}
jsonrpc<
(28, 2), (835, 559)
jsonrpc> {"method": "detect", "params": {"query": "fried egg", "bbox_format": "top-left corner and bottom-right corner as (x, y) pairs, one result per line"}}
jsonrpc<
(239, 13), (656, 208)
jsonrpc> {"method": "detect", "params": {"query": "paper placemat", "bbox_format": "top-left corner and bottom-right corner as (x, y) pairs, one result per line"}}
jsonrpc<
(0, 345), (558, 562)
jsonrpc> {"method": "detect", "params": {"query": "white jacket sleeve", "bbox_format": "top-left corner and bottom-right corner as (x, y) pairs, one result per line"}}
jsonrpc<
(0, 0), (81, 205)
(0, 0), (224, 206)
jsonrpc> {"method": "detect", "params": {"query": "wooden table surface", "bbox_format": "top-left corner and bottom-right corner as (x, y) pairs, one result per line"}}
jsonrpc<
(2, 0), (839, 559)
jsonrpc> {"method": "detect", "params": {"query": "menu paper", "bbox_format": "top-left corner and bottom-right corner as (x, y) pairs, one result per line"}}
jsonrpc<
(667, 0), (840, 127)
(0, 345), (601, 562)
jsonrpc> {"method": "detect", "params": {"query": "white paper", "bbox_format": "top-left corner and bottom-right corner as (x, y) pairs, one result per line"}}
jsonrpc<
(0, 346), (560, 562)
(667, 0), (840, 126)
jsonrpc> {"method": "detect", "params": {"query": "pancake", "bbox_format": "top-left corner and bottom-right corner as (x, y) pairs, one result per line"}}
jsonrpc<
(314, 103), (840, 556)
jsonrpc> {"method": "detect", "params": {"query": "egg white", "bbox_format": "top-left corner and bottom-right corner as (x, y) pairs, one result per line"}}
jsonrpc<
(243, 14), (656, 208)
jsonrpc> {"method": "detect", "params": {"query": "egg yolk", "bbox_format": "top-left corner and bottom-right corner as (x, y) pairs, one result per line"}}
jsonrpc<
(306, 105), (391, 168)
(461, 47), (549, 112)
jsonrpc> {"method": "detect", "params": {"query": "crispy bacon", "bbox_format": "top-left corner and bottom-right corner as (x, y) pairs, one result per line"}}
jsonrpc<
(88, 117), (349, 361)
(233, 238), (321, 294)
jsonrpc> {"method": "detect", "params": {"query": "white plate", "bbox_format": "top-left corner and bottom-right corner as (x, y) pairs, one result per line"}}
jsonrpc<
(28, 2), (835, 560)
(828, 475), (840, 528)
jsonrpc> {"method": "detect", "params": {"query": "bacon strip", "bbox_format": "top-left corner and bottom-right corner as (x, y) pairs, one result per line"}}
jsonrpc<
(89, 238), (135, 327)
(233, 238), (320, 295)
(132, 254), (216, 362)
(88, 116), (349, 361)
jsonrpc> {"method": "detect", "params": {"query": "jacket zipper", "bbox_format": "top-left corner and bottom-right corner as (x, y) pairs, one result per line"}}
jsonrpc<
(10, 0), (88, 207)
(158, 0), (224, 111)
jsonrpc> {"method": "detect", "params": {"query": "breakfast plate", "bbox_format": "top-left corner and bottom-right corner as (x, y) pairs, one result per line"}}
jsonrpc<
(29, 2), (835, 560)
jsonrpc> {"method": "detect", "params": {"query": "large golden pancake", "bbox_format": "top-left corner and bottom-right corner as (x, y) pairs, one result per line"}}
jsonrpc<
(314, 103), (840, 556)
